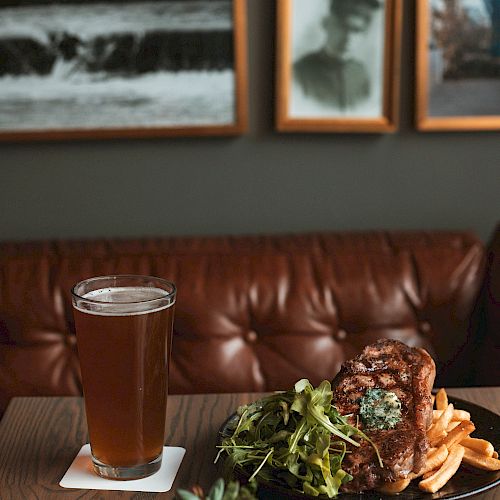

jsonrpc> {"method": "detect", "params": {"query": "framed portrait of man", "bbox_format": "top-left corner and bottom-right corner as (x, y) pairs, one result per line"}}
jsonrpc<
(276, 0), (402, 133)
(416, 0), (500, 131)
(0, 0), (248, 141)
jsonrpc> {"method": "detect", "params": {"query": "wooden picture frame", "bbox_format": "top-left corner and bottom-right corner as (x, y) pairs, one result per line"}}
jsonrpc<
(416, 0), (500, 131)
(0, 0), (248, 141)
(276, 0), (402, 133)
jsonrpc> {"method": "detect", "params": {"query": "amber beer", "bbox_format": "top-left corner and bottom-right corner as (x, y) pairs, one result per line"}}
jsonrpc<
(72, 276), (176, 480)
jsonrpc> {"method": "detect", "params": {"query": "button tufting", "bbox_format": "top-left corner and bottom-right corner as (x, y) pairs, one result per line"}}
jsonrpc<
(420, 321), (431, 334)
(336, 329), (347, 340)
(66, 335), (77, 346)
(245, 331), (258, 343)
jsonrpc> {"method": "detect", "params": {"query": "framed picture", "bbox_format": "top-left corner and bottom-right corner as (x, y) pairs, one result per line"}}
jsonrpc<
(275, 0), (402, 133)
(416, 0), (500, 131)
(0, 0), (248, 141)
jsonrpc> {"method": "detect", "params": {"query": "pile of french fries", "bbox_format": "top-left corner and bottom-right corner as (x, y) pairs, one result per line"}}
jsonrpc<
(378, 388), (500, 495)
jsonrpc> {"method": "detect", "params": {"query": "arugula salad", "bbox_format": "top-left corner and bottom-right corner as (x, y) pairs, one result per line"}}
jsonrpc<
(216, 379), (382, 498)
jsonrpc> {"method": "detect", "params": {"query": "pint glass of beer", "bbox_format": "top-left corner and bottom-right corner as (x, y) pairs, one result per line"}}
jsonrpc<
(71, 275), (176, 480)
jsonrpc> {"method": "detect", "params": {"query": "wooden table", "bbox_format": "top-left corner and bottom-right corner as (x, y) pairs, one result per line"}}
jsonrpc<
(0, 388), (498, 499)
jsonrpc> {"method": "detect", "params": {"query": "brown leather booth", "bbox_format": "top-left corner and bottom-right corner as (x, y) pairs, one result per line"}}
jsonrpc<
(0, 228), (497, 416)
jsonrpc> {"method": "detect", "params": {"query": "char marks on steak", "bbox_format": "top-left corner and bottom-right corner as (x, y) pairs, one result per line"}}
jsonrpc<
(332, 339), (436, 492)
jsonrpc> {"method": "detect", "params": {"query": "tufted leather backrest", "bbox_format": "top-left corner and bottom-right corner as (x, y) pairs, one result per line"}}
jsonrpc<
(0, 231), (486, 414)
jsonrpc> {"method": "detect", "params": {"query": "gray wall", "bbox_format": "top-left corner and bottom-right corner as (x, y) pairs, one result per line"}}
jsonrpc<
(0, 1), (499, 243)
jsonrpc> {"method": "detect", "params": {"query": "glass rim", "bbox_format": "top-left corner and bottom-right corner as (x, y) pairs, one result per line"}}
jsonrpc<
(71, 274), (176, 305)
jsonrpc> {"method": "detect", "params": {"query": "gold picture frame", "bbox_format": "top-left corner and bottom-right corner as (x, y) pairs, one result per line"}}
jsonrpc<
(276, 0), (402, 133)
(416, 0), (500, 131)
(0, 0), (248, 141)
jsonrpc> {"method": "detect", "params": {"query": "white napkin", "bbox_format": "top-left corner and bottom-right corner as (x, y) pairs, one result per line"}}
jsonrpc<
(60, 444), (185, 492)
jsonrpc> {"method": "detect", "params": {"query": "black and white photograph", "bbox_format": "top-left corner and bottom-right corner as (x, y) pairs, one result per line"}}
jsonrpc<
(416, 0), (500, 130)
(276, 0), (401, 133)
(292, 0), (385, 118)
(0, 0), (247, 140)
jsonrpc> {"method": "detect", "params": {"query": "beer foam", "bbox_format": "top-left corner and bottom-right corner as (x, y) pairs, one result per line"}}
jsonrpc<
(74, 286), (175, 316)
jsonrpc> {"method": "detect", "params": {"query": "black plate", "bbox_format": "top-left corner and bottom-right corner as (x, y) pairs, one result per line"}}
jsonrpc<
(218, 396), (500, 499)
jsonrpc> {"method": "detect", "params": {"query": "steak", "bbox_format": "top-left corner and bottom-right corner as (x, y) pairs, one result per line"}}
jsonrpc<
(331, 339), (436, 492)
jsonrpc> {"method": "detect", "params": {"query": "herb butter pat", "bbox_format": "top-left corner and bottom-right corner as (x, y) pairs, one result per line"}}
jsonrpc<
(359, 388), (402, 430)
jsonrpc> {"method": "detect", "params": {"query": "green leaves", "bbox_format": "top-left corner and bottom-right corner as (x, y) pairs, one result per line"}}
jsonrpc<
(176, 478), (258, 500)
(208, 478), (225, 500)
(217, 379), (369, 498)
(294, 378), (311, 393)
(292, 379), (360, 447)
(176, 490), (201, 500)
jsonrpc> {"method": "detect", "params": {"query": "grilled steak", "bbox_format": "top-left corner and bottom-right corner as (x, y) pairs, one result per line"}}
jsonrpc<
(332, 339), (435, 492)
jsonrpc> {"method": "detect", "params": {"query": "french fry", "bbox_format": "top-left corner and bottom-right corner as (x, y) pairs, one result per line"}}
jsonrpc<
(422, 469), (438, 480)
(461, 437), (495, 458)
(446, 420), (461, 433)
(452, 410), (471, 422)
(436, 421), (475, 450)
(462, 447), (500, 471)
(431, 394), (435, 407)
(419, 444), (465, 493)
(425, 445), (449, 471)
(428, 404), (454, 445)
(408, 445), (449, 481)
(377, 478), (411, 494)
(431, 431), (447, 446)
(419, 445), (449, 477)
(433, 409), (471, 422)
(421, 387), (498, 493)
(435, 388), (448, 411)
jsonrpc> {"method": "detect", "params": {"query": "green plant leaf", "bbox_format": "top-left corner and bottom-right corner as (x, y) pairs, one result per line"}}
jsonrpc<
(221, 480), (239, 500)
(176, 489), (202, 500)
(207, 477), (225, 500)
(294, 378), (312, 393)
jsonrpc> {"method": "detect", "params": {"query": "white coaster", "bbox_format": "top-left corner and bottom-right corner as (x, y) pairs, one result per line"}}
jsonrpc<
(60, 444), (185, 492)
